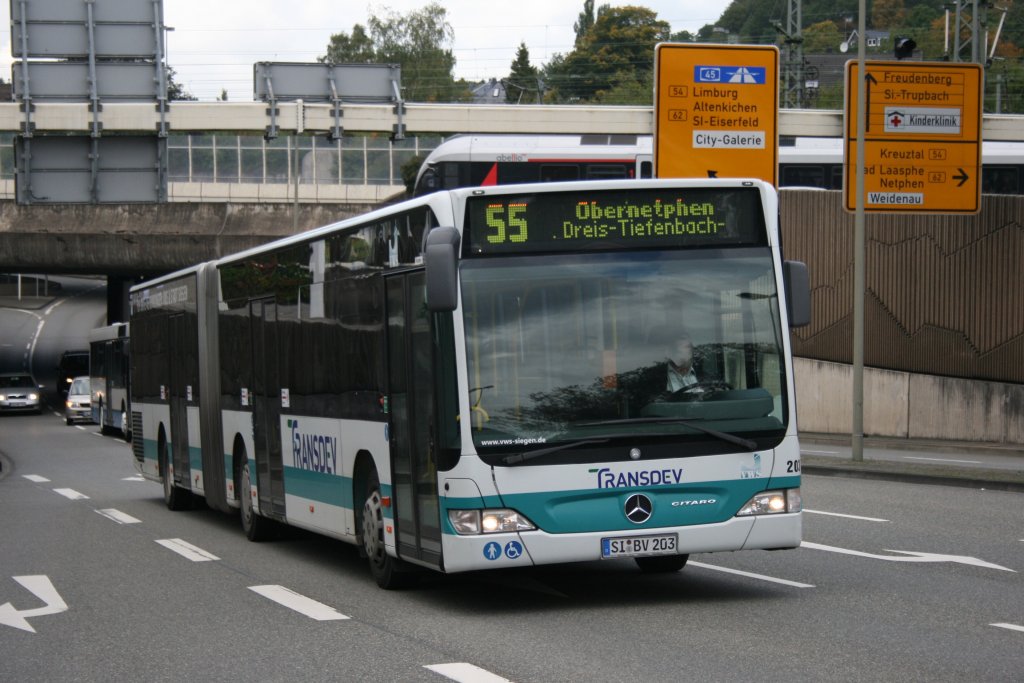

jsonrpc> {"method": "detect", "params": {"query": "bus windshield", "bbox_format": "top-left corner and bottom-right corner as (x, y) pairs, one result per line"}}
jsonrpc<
(460, 247), (788, 456)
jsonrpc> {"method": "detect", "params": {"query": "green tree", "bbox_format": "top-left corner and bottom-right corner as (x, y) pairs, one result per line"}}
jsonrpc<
(802, 20), (842, 54)
(574, 0), (600, 46)
(166, 66), (196, 101)
(506, 43), (540, 103)
(544, 4), (669, 102)
(871, 0), (907, 30)
(321, 24), (375, 63)
(320, 3), (458, 102)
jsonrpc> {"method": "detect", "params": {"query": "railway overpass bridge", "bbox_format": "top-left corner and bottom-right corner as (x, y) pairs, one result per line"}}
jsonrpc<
(0, 102), (1022, 319)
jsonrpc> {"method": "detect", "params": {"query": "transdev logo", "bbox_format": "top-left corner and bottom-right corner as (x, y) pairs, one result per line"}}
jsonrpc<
(592, 467), (684, 489)
(288, 419), (338, 474)
(694, 65), (766, 84)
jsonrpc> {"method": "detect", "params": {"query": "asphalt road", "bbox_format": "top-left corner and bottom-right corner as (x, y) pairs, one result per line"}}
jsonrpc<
(1, 410), (1021, 682)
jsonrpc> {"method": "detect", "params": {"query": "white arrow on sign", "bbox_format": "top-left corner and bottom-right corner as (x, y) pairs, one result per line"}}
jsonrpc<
(0, 575), (69, 633)
(802, 542), (1015, 572)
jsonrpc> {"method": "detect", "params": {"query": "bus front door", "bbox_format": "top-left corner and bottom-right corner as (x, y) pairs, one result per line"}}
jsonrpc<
(250, 297), (286, 520)
(168, 313), (191, 488)
(386, 272), (442, 568)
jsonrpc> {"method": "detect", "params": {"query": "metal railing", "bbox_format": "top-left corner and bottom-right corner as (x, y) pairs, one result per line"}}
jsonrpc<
(0, 132), (443, 190)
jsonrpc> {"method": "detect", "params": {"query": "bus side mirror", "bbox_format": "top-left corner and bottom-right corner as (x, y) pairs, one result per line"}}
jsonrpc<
(783, 260), (811, 328)
(425, 226), (460, 312)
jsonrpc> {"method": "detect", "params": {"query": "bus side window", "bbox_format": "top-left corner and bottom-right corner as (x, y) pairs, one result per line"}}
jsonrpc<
(540, 164), (579, 182)
(585, 164), (629, 180)
(781, 165), (825, 188)
(982, 166), (1019, 195)
(829, 165), (843, 190)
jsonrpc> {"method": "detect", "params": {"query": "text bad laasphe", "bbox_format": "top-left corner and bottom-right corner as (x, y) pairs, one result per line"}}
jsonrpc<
(563, 199), (725, 239)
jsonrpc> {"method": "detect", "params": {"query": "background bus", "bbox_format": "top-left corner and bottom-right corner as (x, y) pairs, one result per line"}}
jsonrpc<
(413, 133), (1024, 196)
(130, 178), (810, 588)
(89, 322), (131, 440)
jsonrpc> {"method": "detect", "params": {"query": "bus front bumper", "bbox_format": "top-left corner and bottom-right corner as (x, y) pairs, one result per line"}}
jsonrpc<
(440, 512), (801, 573)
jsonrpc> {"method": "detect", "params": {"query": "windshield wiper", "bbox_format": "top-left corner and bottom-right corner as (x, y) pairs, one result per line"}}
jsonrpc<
(501, 438), (611, 465)
(573, 417), (757, 451)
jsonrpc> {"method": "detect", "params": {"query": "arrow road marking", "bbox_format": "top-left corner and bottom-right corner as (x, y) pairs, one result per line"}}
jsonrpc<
(991, 623), (1024, 633)
(689, 561), (815, 588)
(248, 585), (349, 621)
(804, 509), (890, 523)
(0, 575), (69, 633)
(802, 542), (1015, 572)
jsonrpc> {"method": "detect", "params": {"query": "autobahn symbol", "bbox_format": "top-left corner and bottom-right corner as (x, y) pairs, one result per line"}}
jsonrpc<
(0, 575), (69, 633)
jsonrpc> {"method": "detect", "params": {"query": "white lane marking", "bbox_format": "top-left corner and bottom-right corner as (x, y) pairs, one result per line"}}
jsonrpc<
(22, 475), (50, 483)
(53, 488), (89, 501)
(991, 622), (1024, 633)
(121, 475), (145, 482)
(248, 585), (349, 621)
(688, 561), (815, 588)
(801, 449), (839, 455)
(903, 456), (982, 464)
(801, 542), (1015, 572)
(804, 509), (890, 523)
(424, 663), (513, 683)
(155, 538), (220, 562)
(96, 508), (141, 525)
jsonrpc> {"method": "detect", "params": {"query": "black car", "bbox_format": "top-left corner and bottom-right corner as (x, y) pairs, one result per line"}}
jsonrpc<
(57, 350), (89, 396)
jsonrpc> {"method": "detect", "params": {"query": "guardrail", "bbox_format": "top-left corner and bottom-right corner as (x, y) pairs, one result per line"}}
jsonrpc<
(0, 102), (1021, 140)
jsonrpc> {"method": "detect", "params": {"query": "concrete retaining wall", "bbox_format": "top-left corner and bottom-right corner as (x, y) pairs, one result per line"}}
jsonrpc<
(794, 358), (1024, 445)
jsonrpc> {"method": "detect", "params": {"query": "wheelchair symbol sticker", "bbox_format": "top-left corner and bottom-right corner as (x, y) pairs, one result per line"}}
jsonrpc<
(483, 542), (502, 561)
(504, 541), (523, 559)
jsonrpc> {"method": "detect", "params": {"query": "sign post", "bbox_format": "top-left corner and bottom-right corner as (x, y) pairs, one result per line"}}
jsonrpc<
(844, 60), (983, 214)
(654, 44), (779, 185)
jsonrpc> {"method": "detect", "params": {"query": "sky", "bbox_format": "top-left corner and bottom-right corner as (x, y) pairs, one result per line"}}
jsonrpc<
(1, 0), (734, 101)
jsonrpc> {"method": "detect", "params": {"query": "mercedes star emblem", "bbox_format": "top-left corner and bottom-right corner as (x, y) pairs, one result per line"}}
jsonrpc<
(624, 493), (653, 524)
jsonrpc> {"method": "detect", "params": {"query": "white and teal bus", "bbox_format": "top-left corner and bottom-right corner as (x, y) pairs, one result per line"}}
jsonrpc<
(129, 178), (810, 588)
(89, 322), (131, 440)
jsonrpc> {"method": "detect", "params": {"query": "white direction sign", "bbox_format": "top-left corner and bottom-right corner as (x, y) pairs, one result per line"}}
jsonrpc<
(802, 542), (1015, 572)
(0, 575), (69, 633)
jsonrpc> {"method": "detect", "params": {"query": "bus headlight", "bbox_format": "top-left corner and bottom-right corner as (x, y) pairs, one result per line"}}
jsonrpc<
(736, 488), (802, 516)
(448, 509), (536, 535)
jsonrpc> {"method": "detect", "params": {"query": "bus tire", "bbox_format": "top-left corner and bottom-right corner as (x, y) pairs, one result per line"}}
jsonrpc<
(159, 432), (190, 511)
(360, 469), (415, 589)
(239, 457), (272, 541)
(99, 400), (114, 436)
(635, 554), (689, 573)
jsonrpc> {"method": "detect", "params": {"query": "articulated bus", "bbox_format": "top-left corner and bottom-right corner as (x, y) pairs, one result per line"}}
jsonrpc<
(129, 178), (810, 588)
(414, 133), (1024, 196)
(89, 322), (131, 440)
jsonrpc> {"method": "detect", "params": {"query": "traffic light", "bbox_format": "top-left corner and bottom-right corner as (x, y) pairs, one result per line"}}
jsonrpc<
(894, 37), (916, 60)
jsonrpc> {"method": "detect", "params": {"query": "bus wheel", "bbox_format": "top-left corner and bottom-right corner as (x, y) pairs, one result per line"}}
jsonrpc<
(635, 554), (689, 573)
(160, 437), (189, 511)
(99, 400), (114, 436)
(239, 458), (272, 541)
(360, 470), (414, 589)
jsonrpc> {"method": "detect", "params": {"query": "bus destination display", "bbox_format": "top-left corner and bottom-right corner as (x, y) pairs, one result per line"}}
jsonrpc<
(465, 187), (766, 255)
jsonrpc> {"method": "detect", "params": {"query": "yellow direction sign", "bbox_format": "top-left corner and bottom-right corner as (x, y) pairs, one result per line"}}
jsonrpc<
(844, 60), (983, 214)
(654, 43), (778, 185)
